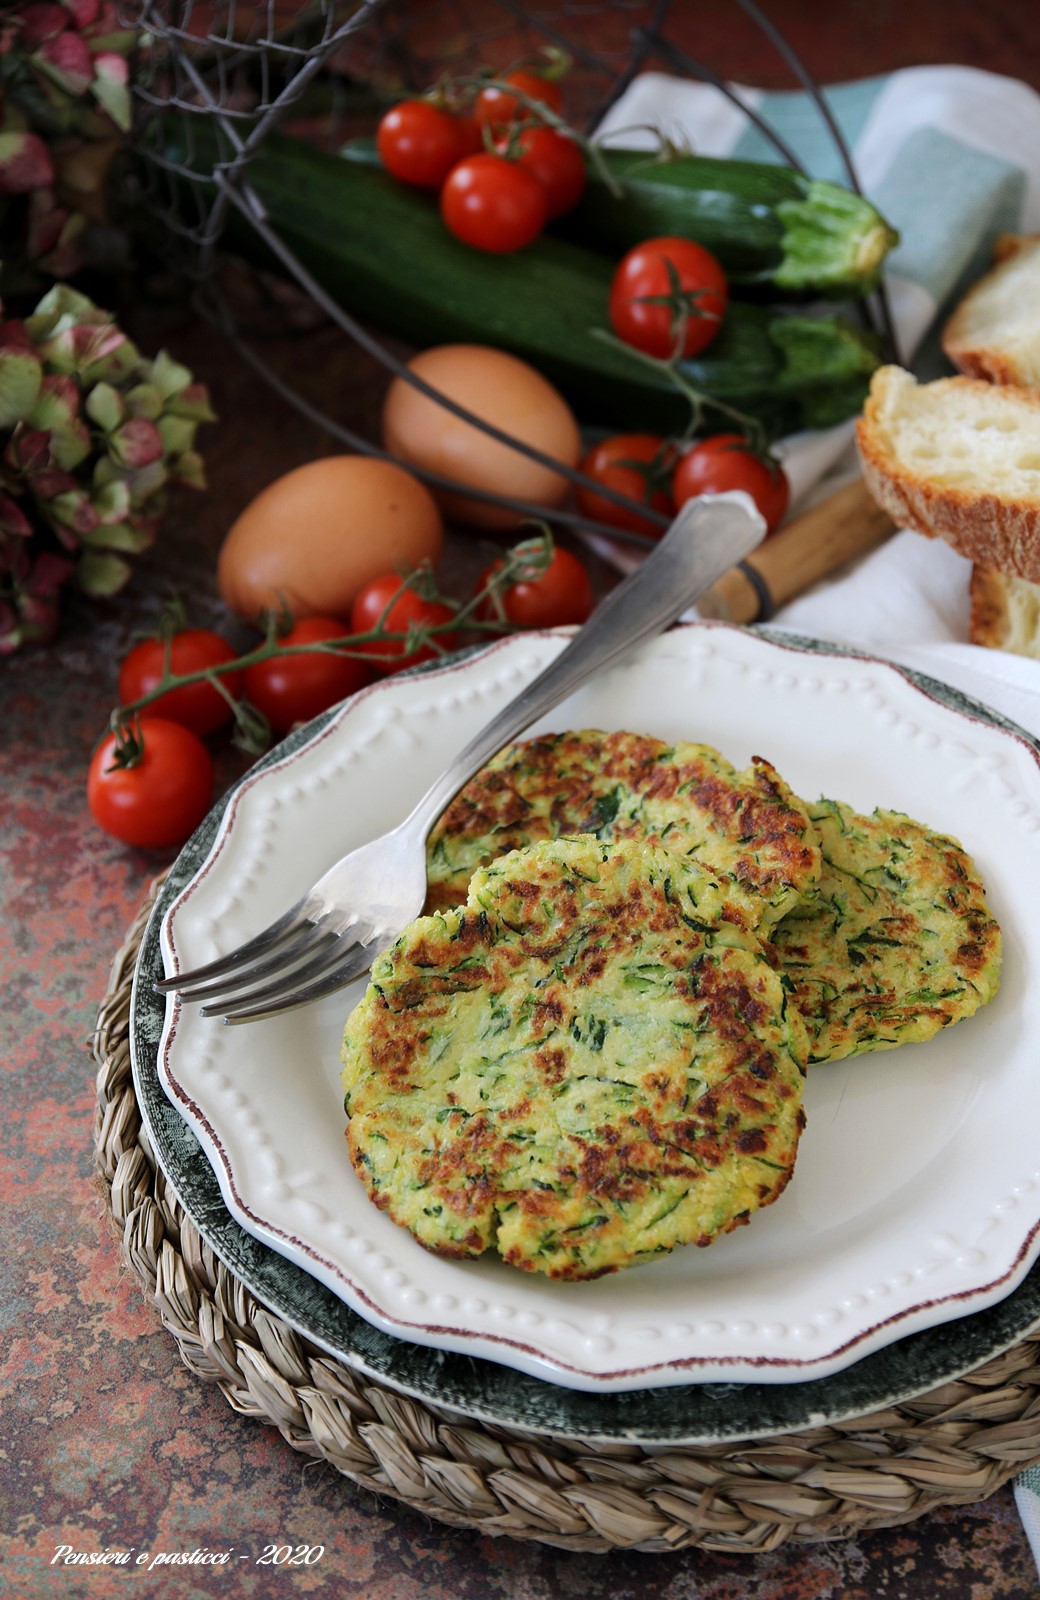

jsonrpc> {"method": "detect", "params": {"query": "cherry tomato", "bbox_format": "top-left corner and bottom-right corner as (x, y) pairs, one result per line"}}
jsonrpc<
(87, 718), (213, 850)
(440, 152), (548, 253)
(609, 236), (728, 359)
(496, 125), (585, 217)
(475, 69), (564, 131)
(117, 627), (241, 736)
(376, 99), (480, 189)
(476, 545), (593, 630)
(350, 577), (460, 674)
(242, 616), (373, 735)
(575, 433), (676, 538)
(672, 434), (790, 536)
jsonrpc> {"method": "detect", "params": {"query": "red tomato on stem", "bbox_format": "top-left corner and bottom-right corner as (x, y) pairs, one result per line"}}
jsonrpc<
(350, 577), (460, 674)
(440, 152), (548, 252)
(609, 236), (728, 360)
(475, 545), (593, 630)
(242, 616), (373, 734)
(475, 69), (564, 131)
(376, 99), (480, 189)
(496, 125), (585, 218)
(118, 627), (241, 736)
(576, 434), (676, 538)
(87, 718), (213, 850)
(672, 434), (790, 536)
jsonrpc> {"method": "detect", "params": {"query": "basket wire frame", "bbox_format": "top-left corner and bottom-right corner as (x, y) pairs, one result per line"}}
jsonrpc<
(94, 872), (1040, 1554)
(128, 0), (898, 549)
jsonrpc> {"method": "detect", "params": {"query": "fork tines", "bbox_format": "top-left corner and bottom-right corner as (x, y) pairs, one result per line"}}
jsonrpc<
(156, 904), (381, 1023)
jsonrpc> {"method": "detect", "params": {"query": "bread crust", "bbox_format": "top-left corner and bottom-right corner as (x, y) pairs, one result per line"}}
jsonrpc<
(969, 562), (1040, 657)
(855, 367), (1040, 582)
(992, 232), (1037, 265)
(942, 233), (1040, 388)
(969, 564), (1012, 648)
(942, 345), (1023, 387)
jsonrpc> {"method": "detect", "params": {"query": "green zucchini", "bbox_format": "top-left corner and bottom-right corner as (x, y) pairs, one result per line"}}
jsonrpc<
(343, 135), (898, 297)
(171, 128), (880, 435)
(560, 147), (899, 297)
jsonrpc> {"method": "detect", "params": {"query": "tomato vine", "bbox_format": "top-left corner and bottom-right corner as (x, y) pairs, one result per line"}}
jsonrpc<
(104, 528), (562, 763)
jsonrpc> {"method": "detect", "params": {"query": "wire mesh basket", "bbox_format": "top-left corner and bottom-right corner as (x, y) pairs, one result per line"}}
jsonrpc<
(127, 0), (894, 547)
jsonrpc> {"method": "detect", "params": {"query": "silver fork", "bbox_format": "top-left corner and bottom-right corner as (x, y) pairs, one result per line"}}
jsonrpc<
(157, 492), (764, 1023)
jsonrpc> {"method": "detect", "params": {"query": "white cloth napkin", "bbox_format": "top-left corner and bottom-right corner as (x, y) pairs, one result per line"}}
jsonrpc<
(597, 63), (1040, 1555)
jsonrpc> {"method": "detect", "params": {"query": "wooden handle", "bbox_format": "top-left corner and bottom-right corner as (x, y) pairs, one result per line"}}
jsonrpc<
(697, 477), (895, 624)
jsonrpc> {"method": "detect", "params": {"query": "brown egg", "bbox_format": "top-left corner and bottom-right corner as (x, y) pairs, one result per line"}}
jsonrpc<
(381, 345), (582, 531)
(217, 455), (443, 621)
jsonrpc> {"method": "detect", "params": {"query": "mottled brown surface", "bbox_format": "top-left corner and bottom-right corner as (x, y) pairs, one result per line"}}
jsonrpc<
(426, 731), (821, 929)
(772, 799), (1003, 1064)
(5, 2), (1040, 1593)
(342, 838), (805, 1277)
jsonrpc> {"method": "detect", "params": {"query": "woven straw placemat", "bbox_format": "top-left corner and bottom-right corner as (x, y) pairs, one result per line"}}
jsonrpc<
(93, 876), (1040, 1555)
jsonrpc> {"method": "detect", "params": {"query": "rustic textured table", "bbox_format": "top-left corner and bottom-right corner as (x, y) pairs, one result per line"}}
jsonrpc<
(5, 5), (1040, 1595)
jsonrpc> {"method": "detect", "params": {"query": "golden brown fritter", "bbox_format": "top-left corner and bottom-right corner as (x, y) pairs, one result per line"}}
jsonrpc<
(341, 836), (808, 1280)
(425, 730), (822, 932)
(770, 799), (1002, 1064)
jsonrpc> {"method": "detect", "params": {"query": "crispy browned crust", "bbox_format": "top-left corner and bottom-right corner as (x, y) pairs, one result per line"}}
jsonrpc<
(992, 232), (1039, 265)
(343, 838), (807, 1280)
(941, 345), (1023, 387)
(969, 564), (1013, 648)
(425, 730), (821, 929)
(855, 371), (1040, 582)
(942, 234), (1040, 387)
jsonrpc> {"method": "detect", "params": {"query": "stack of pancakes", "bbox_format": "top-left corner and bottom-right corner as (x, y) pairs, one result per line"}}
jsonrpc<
(341, 731), (1002, 1281)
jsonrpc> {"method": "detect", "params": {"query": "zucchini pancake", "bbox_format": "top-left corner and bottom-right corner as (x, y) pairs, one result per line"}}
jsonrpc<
(770, 799), (1002, 1065)
(341, 836), (808, 1280)
(425, 729), (822, 933)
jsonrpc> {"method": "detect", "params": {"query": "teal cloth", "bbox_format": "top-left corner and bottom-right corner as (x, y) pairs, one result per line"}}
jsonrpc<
(597, 64), (1040, 373)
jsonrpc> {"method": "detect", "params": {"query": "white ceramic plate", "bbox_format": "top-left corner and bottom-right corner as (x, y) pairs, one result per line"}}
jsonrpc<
(157, 625), (1040, 1392)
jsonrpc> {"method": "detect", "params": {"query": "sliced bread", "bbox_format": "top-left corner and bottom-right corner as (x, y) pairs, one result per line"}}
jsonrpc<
(943, 234), (1040, 388)
(855, 365), (1040, 581)
(969, 564), (1040, 658)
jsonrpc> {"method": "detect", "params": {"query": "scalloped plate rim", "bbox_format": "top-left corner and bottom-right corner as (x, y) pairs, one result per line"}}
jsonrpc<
(148, 623), (1040, 1396)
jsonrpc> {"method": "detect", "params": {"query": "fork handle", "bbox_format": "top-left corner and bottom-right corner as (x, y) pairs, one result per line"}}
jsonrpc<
(405, 491), (765, 839)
